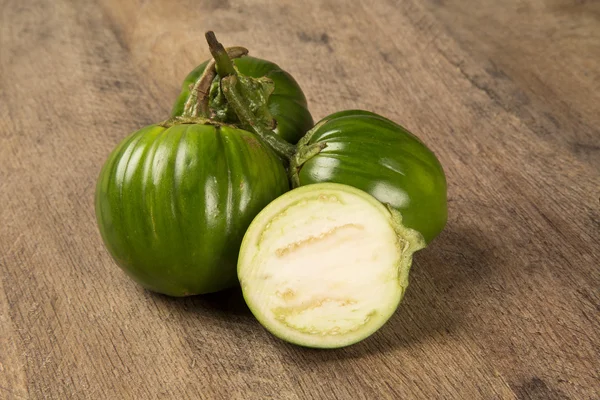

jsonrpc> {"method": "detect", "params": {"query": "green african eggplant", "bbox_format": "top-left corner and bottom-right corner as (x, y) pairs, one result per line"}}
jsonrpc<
(238, 183), (426, 349)
(289, 110), (448, 244)
(171, 37), (313, 144)
(95, 120), (288, 296)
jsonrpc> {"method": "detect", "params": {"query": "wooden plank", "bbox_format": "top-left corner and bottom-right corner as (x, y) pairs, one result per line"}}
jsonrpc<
(423, 0), (600, 170)
(0, 0), (598, 398)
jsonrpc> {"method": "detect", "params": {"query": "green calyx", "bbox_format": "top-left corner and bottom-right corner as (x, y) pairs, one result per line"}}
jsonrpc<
(289, 119), (329, 186)
(181, 32), (280, 141)
(199, 31), (295, 161)
(182, 46), (248, 118)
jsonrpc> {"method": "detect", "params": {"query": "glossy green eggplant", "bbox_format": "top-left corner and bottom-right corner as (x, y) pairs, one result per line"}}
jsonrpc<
(290, 110), (447, 243)
(95, 120), (289, 296)
(171, 55), (313, 144)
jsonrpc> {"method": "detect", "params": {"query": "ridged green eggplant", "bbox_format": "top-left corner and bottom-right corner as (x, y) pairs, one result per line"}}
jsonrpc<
(290, 110), (447, 243)
(171, 52), (313, 145)
(95, 120), (289, 296)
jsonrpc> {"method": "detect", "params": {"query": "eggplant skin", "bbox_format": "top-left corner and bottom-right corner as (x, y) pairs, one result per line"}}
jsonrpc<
(296, 110), (447, 243)
(171, 56), (314, 145)
(95, 123), (289, 296)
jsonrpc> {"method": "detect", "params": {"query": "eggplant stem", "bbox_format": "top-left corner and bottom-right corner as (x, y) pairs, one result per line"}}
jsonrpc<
(206, 31), (237, 77)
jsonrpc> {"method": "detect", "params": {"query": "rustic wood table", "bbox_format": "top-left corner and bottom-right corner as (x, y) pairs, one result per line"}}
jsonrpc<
(1, 0), (598, 398)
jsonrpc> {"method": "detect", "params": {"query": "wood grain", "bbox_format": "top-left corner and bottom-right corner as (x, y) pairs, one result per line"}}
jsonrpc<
(1, 0), (598, 398)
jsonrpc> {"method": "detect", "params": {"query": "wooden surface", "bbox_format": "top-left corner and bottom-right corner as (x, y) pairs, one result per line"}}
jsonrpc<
(1, 0), (599, 398)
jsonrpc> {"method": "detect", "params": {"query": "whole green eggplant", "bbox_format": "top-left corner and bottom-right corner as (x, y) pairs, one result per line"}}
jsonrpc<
(290, 110), (447, 243)
(171, 48), (313, 145)
(95, 119), (288, 296)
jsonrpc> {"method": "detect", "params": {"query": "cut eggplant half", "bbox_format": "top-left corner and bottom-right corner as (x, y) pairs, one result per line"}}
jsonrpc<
(238, 183), (426, 348)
